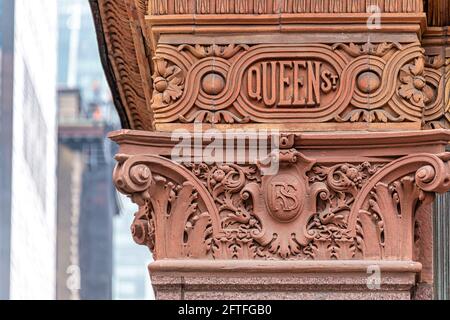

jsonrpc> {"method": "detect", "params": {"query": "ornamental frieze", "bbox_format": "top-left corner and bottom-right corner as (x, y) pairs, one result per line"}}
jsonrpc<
(151, 42), (445, 127)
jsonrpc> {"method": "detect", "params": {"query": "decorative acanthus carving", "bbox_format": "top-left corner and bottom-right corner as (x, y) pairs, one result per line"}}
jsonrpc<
(114, 150), (450, 261)
(113, 154), (220, 259)
(336, 109), (404, 123)
(151, 42), (445, 126)
(348, 153), (450, 260)
(179, 110), (250, 124)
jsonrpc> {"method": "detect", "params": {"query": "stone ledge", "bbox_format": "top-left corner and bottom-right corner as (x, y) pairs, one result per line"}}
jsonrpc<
(149, 260), (420, 300)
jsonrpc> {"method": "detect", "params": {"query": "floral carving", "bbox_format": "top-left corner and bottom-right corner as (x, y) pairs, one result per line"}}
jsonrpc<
(151, 57), (184, 109)
(185, 162), (261, 230)
(152, 41), (448, 126)
(212, 230), (257, 259)
(131, 202), (155, 251)
(145, 177), (213, 259)
(305, 162), (383, 259)
(185, 149), (379, 260)
(398, 57), (434, 108)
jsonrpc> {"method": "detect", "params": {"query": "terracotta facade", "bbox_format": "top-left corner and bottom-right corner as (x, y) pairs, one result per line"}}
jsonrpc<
(91, 0), (450, 299)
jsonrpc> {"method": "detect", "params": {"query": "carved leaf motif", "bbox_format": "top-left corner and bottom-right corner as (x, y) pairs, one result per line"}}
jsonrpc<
(306, 162), (385, 259)
(410, 56), (425, 76)
(113, 156), (215, 259)
(333, 42), (401, 57)
(179, 110), (250, 124)
(336, 109), (405, 123)
(178, 44), (249, 59)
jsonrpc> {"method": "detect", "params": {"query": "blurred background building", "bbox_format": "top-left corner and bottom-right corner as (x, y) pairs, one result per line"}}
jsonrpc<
(0, 0), (152, 300)
(0, 0), (58, 299)
(56, 87), (117, 300)
(57, 0), (153, 300)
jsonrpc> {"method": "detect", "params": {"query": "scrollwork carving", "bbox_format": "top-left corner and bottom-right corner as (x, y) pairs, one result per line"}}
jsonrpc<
(185, 154), (386, 260)
(152, 41), (447, 127)
(113, 154), (220, 259)
(348, 153), (450, 259)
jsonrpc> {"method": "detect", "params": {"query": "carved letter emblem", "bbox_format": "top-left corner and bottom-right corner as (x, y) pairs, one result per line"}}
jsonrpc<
(266, 174), (303, 222)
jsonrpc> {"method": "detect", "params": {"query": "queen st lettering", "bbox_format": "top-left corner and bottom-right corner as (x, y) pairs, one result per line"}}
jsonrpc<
(246, 60), (339, 108)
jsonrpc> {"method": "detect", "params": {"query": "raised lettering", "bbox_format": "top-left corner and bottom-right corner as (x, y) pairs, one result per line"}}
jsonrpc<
(246, 59), (339, 108)
(248, 65), (262, 101)
(293, 61), (306, 106)
(307, 61), (321, 106)
(262, 61), (277, 107)
(278, 61), (293, 106)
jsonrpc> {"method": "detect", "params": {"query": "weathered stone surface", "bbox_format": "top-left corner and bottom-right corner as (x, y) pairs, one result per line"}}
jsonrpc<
(149, 260), (419, 300)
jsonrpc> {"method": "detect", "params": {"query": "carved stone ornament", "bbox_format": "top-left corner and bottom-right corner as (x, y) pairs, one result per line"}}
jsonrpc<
(149, 42), (446, 128)
(112, 132), (450, 263)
